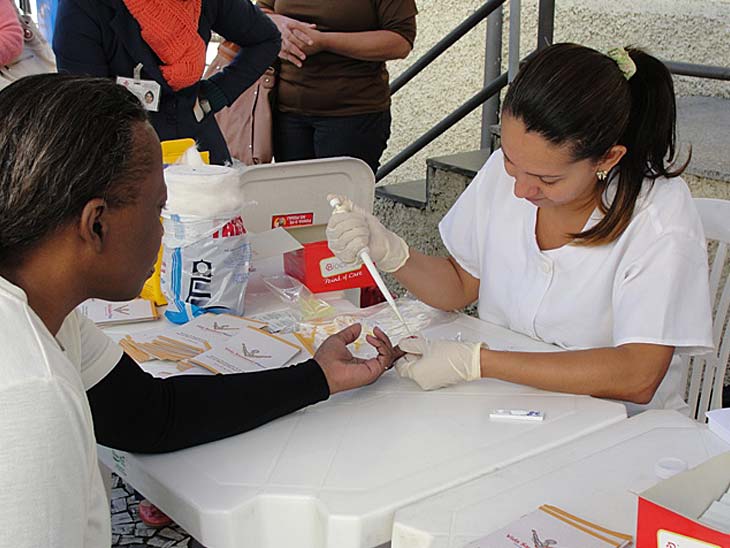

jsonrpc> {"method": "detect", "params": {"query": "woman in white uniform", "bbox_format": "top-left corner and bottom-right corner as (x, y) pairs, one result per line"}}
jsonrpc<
(327, 43), (714, 414)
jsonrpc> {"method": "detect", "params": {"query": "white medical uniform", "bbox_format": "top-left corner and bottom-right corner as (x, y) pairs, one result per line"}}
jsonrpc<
(0, 276), (121, 548)
(439, 149), (713, 414)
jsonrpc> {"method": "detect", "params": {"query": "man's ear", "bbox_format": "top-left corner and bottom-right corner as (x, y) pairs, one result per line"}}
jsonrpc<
(78, 198), (107, 251)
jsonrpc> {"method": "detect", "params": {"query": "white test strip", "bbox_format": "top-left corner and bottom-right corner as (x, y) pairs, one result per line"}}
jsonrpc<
(489, 409), (545, 422)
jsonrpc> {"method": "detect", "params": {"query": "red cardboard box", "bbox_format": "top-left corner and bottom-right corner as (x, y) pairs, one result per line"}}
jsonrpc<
(284, 240), (376, 294)
(637, 452), (730, 547)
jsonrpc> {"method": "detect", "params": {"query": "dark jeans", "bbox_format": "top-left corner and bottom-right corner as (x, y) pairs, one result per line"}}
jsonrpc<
(273, 110), (392, 175)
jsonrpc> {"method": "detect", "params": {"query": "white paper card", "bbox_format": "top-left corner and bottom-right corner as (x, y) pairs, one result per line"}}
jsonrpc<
(167, 313), (267, 348)
(190, 327), (301, 374)
(465, 506), (631, 548)
(79, 298), (157, 326)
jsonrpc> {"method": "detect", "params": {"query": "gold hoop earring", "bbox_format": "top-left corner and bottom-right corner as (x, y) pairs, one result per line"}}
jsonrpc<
(596, 170), (608, 182)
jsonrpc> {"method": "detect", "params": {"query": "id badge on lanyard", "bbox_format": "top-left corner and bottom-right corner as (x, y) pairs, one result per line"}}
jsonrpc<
(116, 63), (161, 112)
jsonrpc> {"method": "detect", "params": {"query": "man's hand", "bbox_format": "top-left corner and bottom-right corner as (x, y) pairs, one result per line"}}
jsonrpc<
(266, 13), (316, 67)
(314, 324), (404, 394)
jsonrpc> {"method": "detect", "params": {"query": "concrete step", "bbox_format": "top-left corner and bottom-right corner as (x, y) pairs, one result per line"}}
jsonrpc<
(375, 178), (428, 209)
(677, 96), (730, 183)
(375, 150), (493, 209)
(427, 149), (491, 180)
(377, 95), (730, 208)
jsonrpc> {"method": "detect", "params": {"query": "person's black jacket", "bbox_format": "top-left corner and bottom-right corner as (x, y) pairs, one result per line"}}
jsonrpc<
(53, 0), (280, 164)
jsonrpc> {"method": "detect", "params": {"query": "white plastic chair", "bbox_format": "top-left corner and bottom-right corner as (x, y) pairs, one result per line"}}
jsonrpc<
(681, 198), (730, 420)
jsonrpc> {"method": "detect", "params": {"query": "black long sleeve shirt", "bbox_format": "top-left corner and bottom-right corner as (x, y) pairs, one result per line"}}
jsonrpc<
(87, 352), (330, 453)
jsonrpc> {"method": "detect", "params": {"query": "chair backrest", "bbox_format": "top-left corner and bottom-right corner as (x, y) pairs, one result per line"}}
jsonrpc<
(681, 198), (730, 420)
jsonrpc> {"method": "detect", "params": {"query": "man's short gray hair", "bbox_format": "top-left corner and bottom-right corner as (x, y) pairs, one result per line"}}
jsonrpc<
(0, 74), (152, 262)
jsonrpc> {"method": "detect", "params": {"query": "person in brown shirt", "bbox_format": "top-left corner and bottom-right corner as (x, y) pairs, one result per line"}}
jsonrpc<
(258, 0), (417, 174)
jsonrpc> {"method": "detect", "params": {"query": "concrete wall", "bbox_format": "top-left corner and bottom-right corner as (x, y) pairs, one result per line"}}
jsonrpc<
(383, 0), (730, 187)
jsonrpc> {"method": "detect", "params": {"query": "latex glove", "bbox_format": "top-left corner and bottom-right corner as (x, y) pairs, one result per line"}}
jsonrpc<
(326, 194), (410, 273)
(395, 335), (484, 390)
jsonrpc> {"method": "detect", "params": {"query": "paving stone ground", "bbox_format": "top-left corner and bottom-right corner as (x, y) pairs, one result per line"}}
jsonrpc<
(111, 474), (193, 548)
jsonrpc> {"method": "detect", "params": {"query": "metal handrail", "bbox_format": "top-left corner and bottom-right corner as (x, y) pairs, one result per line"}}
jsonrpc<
(389, 0), (507, 96)
(665, 61), (730, 81)
(380, 1), (729, 186)
(377, 72), (509, 181)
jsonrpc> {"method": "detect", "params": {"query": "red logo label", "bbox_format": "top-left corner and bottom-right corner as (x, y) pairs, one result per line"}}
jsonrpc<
(271, 212), (314, 229)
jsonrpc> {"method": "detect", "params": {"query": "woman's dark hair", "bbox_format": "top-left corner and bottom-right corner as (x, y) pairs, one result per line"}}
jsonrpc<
(0, 74), (151, 262)
(502, 43), (688, 245)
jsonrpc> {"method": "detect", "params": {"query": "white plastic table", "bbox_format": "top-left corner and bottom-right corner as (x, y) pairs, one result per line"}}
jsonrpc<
(390, 409), (730, 548)
(98, 312), (627, 548)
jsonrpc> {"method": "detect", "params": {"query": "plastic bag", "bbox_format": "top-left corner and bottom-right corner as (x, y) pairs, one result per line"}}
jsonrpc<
(262, 274), (335, 323)
(159, 154), (252, 324)
(296, 297), (456, 359)
(161, 213), (251, 324)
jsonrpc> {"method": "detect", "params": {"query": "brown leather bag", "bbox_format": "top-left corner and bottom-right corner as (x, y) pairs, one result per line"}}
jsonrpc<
(203, 41), (275, 165)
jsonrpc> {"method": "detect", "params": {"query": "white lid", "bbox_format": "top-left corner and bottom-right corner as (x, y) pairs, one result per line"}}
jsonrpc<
(238, 157), (375, 233)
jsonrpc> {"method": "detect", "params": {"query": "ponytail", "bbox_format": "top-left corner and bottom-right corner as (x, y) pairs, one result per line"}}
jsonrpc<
(578, 48), (690, 245)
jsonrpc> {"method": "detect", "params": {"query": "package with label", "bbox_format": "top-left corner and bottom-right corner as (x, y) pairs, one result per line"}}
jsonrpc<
(161, 162), (251, 324)
(637, 451), (730, 547)
(284, 240), (377, 294)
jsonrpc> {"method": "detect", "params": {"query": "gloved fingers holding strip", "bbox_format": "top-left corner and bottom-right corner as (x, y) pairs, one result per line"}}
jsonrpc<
(395, 334), (485, 390)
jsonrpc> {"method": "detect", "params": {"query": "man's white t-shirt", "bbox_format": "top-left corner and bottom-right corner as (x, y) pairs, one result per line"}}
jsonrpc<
(439, 149), (714, 415)
(0, 276), (122, 548)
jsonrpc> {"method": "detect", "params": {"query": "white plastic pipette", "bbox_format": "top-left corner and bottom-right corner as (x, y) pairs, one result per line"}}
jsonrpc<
(329, 198), (414, 336)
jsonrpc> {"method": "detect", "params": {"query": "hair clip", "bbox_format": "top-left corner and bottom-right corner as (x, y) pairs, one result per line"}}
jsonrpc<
(606, 47), (637, 80)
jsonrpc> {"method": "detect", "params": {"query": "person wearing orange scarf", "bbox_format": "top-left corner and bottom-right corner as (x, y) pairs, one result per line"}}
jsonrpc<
(0, 0), (23, 67)
(53, 0), (281, 165)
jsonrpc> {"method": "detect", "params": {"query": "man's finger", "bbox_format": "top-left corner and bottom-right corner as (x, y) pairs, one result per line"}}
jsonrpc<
(372, 326), (391, 344)
(334, 323), (363, 345)
(366, 332), (395, 356)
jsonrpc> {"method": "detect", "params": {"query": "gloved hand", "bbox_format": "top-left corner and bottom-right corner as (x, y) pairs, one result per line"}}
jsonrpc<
(326, 194), (410, 273)
(395, 335), (485, 390)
